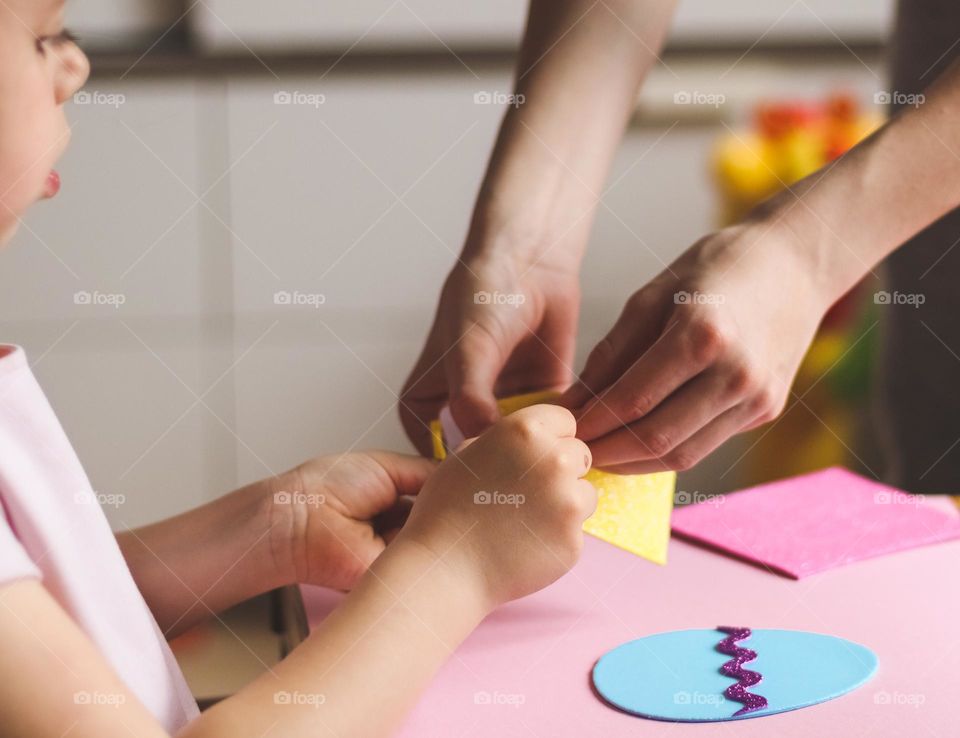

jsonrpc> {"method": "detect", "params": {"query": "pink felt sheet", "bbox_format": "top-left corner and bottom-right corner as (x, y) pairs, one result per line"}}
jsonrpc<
(670, 467), (960, 579)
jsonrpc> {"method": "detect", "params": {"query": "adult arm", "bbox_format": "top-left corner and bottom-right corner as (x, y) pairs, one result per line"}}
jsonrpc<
(565, 60), (960, 471)
(400, 0), (678, 452)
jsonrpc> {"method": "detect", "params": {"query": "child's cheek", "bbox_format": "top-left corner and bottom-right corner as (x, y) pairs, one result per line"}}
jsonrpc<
(0, 72), (63, 217)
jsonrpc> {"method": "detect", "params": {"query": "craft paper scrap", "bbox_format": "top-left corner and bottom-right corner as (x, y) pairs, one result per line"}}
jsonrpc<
(431, 390), (675, 565)
(671, 466), (960, 579)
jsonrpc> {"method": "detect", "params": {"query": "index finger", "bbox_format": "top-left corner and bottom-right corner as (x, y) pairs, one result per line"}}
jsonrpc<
(575, 318), (723, 441)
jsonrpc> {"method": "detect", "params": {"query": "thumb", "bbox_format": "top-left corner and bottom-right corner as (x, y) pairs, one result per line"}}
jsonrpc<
(444, 321), (512, 438)
(365, 452), (438, 496)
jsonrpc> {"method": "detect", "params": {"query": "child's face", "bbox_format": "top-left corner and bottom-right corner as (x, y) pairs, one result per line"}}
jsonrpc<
(0, 0), (88, 246)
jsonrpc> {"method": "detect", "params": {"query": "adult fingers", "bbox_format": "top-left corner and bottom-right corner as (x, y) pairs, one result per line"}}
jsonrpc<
(587, 365), (749, 467)
(560, 290), (661, 410)
(597, 401), (758, 475)
(443, 321), (514, 438)
(576, 314), (724, 442)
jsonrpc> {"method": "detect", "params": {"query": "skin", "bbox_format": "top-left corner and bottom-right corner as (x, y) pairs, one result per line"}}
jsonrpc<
(0, 2), (597, 736)
(0, 0), (88, 244)
(401, 0), (960, 472)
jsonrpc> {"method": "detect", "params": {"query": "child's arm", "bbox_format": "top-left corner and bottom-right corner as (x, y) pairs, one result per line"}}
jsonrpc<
(0, 536), (485, 738)
(116, 482), (288, 638)
(118, 452), (437, 637)
(1, 406), (594, 738)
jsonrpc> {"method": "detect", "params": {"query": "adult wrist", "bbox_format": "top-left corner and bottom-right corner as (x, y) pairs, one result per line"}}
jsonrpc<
(462, 141), (595, 273)
(739, 199), (861, 309)
(461, 200), (588, 277)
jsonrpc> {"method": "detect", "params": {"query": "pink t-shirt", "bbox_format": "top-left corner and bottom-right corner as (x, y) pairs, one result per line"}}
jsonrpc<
(0, 345), (199, 731)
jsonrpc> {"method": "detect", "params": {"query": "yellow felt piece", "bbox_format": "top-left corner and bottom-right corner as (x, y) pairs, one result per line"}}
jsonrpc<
(581, 467), (675, 565)
(432, 391), (675, 565)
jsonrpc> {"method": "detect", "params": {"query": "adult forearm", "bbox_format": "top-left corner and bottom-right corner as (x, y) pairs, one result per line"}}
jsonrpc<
(747, 60), (960, 304)
(117, 480), (289, 638)
(466, 0), (677, 268)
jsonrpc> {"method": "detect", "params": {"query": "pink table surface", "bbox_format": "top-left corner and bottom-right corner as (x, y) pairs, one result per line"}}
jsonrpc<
(301, 533), (960, 737)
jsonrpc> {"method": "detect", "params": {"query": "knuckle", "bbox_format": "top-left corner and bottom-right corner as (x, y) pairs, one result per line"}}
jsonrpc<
(554, 489), (582, 524)
(666, 448), (701, 471)
(725, 362), (755, 397)
(507, 413), (540, 442)
(553, 449), (576, 473)
(639, 429), (674, 457)
(750, 385), (785, 423)
(540, 447), (567, 474)
(623, 390), (657, 418)
(685, 317), (726, 364)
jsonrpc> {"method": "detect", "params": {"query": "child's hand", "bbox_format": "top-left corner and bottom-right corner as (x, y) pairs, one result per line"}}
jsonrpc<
(400, 404), (596, 609)
(272, 452), (437, 591)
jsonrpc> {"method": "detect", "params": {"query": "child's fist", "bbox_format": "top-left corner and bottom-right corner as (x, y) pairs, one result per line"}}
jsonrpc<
(401, 404), (597, 609)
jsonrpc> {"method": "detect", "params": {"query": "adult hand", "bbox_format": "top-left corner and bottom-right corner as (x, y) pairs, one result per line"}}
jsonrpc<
(400, 254), (580, 455)
(561, 223), (834, 473)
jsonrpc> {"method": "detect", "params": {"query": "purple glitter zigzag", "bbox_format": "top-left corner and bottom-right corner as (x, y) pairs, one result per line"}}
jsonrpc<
(716, 626), (769, 717)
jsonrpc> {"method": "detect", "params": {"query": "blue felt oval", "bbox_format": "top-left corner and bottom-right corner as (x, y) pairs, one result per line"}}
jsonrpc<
(592, 628), (878, 722)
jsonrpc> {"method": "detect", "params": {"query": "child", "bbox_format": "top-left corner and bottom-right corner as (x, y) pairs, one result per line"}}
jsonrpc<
(0, 2), (597, 736)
